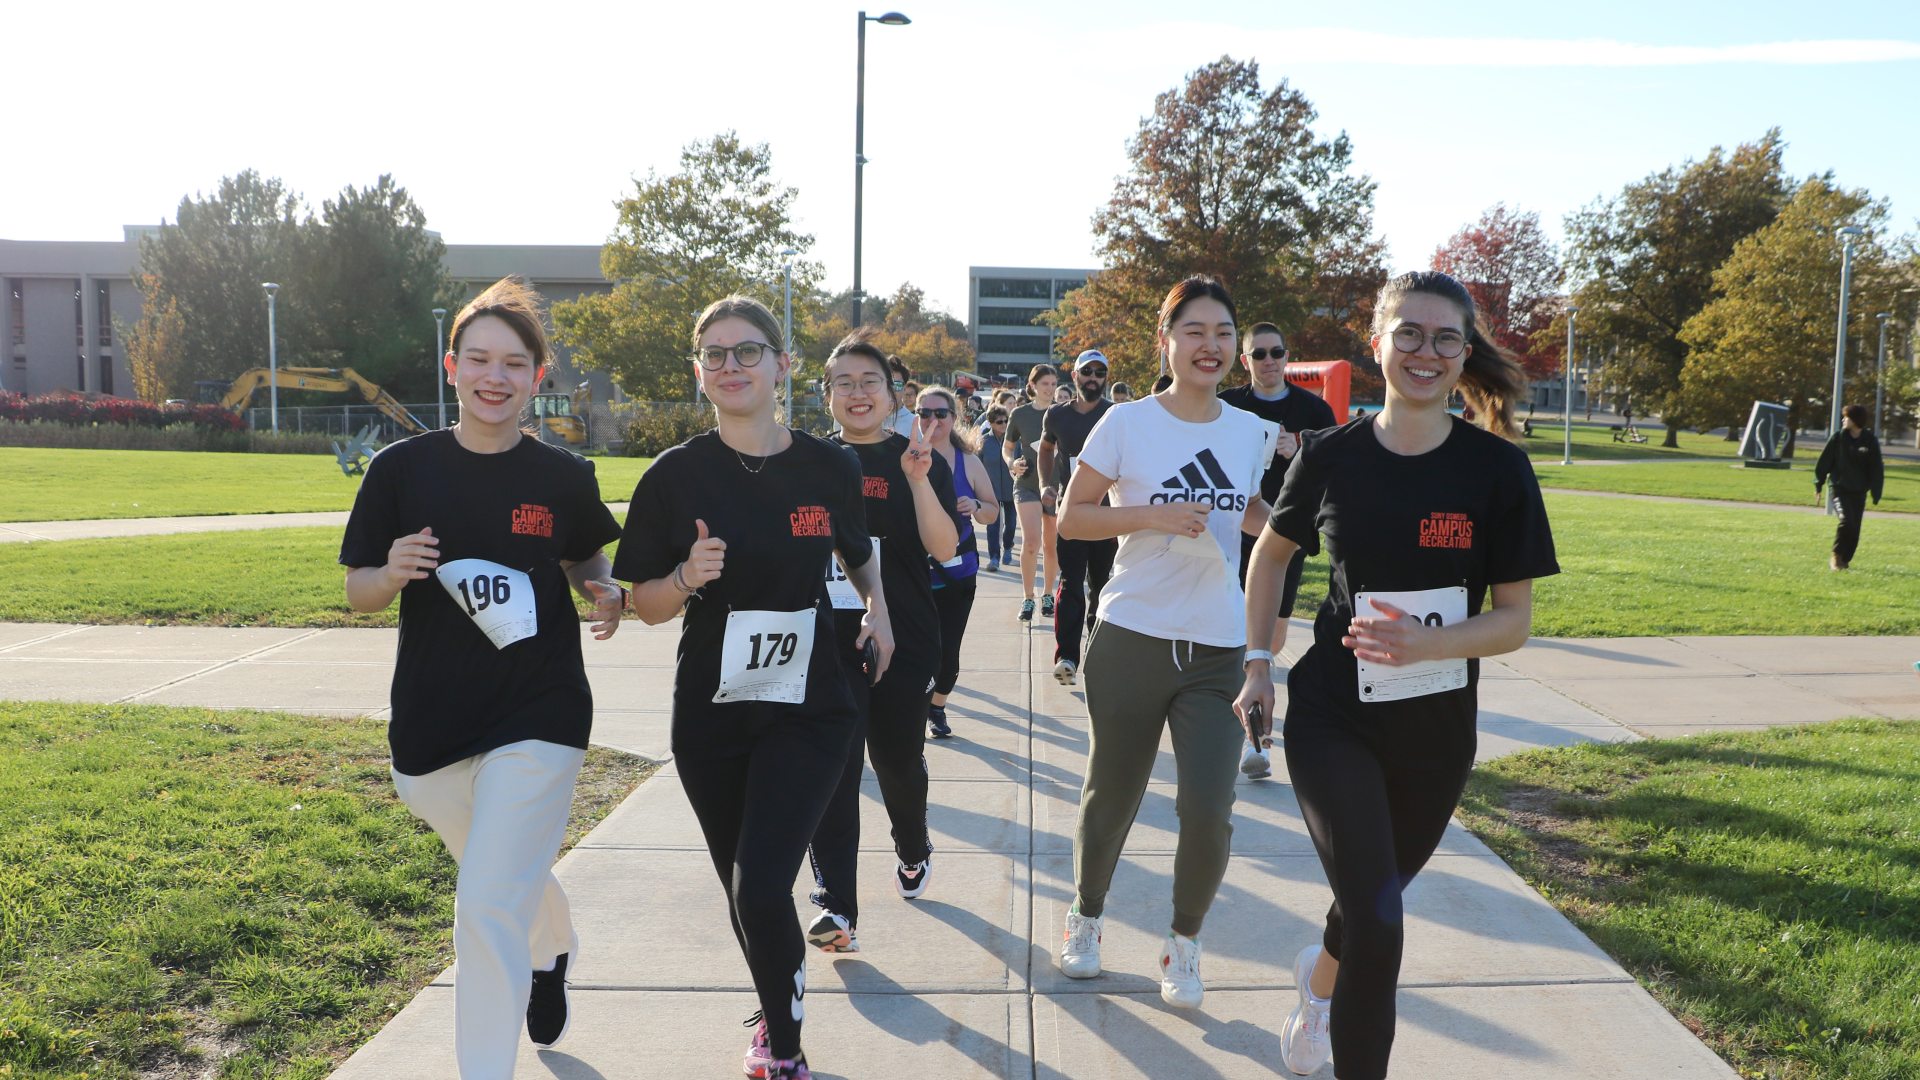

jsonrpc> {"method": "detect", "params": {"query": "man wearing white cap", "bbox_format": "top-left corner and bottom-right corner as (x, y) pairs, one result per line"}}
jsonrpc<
(1038, 350), (1117, 685)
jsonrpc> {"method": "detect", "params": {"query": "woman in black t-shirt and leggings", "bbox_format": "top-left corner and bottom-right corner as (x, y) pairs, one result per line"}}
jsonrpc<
(1238, 271), (1559, 1079)
(805, 332), (958, 953)
(613, 296), (894, 1080)
(341, 277), (625, 1077)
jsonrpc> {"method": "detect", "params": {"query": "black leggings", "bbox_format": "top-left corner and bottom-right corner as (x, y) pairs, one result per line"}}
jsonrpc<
(1053, 537), (1115, 666)
(678, 715), (853, 1061)
(1239, 531), (1307, 617)
(1832, 488), (1867, 563)
(932, 575), (977, 696)
(809, 654), (936, 924)
(1283, 697), (1476, 1080)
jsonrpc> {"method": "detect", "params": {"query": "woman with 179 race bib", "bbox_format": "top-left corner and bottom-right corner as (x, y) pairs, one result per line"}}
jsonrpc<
(613, 295), (893, 1080)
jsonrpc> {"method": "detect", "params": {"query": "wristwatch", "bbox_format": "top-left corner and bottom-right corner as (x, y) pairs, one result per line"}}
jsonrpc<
(1243, 649), (1275, 669)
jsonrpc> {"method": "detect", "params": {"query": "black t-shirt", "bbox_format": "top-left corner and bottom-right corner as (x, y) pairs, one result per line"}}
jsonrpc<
(1219, 383), (1338, 504)
(1041, 399), (1114, 487)
(611, 430), (871, 761)
(827, 434), (952, 682)
(1268, 415), (1559, 726)
(339, 430), (621, 776)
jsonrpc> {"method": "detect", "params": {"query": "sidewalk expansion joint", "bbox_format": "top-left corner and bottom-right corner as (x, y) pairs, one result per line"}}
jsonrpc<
(113, 627), (328, 704)
(0, 624), (93, 654)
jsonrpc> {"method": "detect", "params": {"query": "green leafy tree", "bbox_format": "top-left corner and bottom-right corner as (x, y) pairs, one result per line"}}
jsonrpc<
(807, 283), (974, 382)
(1678, 179), (1902, 453)
(118, 278), (185, 403)
(552, 133), (821, 401)
(1046, 56), (1385, 392)
(137, 171), (306, 396)
(1560, 130), (1792, 446)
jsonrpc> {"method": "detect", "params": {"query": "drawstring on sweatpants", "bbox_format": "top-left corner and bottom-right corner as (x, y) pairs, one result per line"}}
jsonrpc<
(1169, 638), (1196, 671)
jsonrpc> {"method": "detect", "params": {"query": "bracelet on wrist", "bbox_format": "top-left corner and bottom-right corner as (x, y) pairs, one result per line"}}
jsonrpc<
(671, 562), (699, 595)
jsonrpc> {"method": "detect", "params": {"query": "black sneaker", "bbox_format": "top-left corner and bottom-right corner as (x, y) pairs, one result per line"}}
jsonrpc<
(927, 704), (952, 739)
(1040, 594), (1056, 618)
(527, 951), (572, 1048)
(895, 857), (931, 899)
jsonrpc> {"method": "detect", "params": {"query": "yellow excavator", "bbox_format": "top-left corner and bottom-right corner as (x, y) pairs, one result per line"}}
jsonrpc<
(213, 367), (427, 435)
(530, 382), (591, 446)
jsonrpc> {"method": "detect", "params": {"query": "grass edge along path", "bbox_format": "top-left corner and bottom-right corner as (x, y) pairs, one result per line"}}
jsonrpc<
(1458, 719), (1920, 1080)
(0, 701), (653, 1079)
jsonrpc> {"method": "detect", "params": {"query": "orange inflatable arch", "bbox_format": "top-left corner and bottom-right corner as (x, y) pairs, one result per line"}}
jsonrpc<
(1283, 360), (1351, 422)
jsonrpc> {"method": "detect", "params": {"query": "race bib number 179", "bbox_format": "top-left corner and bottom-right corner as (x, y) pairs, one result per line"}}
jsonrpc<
(715, 608), (816, 704)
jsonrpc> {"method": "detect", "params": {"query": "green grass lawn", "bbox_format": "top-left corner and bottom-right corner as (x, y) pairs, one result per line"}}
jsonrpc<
(1530, 459), (1920, 514)
(0, 701), (652, 1079)
(1458, 719), (1920, 1080)
(0, 494), (1912, 636)
(0, 448), (651, 523)
(1522, 420), (1747, 461)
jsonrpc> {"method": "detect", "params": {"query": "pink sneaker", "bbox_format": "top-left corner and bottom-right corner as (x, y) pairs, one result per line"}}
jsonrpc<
(766, 1058), (812, 1080)
(741, 1010), (771, 1078)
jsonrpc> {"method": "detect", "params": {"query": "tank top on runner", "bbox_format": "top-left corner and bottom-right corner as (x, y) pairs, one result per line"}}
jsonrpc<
(932, 450), (980, 587)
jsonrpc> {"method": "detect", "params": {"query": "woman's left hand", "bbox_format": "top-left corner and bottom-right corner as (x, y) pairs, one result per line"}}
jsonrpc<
(901, 419), (933, 482)
(1342, 598), (1439, 666)
(583, 580), (624, 640)
(955, 495), (980, 516)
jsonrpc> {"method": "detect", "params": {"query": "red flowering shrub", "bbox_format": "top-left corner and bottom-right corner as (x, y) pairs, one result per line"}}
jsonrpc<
(0, 392), (244, 432)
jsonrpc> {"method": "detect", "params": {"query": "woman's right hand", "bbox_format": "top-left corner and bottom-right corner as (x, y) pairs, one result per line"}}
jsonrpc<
(383, 527), (439, 590)
(1009, 457), (1029, 478)
(1153, 500), (1211, 538)
(1232, 666), (1275, 744)
(682, 518), (727, 587)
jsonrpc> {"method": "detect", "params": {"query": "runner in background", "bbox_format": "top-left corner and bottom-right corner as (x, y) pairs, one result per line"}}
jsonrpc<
(1238, 270), (1557, 1079)
(1111, 382), (1134, 404)
(1814, 403), (1884, 571)
(920, 384), (999, 739)
(1038, 350), (1116, 686)
(340, 277), (624, 1077)
(882, 356), (916, 435)
(1057, 277), (1271, 1012)
(1004, 364), (1061, 622)
(978, 406), (1017, 572)
(806, 334), (957, 956)
(614, 295), (894, 1080)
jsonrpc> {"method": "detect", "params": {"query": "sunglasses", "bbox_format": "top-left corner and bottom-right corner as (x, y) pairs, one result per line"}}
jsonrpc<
(1078, 366), (1107, 378)
(1247, 347), (1286, 361)
(915, 407), (954, 420)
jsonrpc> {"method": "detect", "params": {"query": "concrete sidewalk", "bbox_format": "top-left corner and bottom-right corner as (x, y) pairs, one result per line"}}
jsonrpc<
(7, 610), (1914, 1076)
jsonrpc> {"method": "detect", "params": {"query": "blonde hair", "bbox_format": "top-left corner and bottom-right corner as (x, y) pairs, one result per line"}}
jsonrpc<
(917, 385), (980, 454)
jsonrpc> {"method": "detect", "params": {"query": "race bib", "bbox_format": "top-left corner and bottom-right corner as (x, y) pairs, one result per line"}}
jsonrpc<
(1354, 587), (1469, 703)
(435, 558), (538, 650)
(825, 539), (880, 610)
(715, 608), (816, 704)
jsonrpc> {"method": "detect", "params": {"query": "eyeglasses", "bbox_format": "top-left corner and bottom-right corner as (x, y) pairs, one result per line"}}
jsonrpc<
(1247, 347), (1286, 361)
(915, 407), (953, 420)
(828, 376), (888, 397)
(694, 342), (774, 369)
(1389, 325), (1467, 359)
(890, 379), (906, 391)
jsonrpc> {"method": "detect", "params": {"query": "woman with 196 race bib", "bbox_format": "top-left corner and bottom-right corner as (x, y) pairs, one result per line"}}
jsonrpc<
(340, 277), (625, 1078)
(1238, 270), (1558, 1079)
(613, 296), (893, 1080)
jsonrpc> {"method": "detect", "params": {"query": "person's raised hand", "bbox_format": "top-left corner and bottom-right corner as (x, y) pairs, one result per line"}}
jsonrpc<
(583, 580), (624, 639)
(1342, 597), (1437, 666)
(902, 418), (934, 482)
(1154, 500), (1211, 539)
(384, 526), (439, 590)
(682, 518), (727, 588)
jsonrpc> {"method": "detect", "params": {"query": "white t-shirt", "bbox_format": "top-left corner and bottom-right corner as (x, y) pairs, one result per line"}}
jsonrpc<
(882, 406), (917, 437)
(1075, 396), (1276, 647)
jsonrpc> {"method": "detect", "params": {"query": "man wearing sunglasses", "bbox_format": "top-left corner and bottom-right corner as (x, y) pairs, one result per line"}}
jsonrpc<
(1218, 323), (1335, 665)
(1037, 350), (1118, 686)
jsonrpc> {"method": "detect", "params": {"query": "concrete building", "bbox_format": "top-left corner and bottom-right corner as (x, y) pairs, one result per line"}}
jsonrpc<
(968, 266), (1098, 383)
(0, 228), (615, 402)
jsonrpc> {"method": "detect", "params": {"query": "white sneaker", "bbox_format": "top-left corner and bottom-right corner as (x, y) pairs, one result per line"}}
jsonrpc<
(1053, 659), (1077, 686)
(1240, 740), (1272, 779)
(1059, 911), (1103, 978)
(1158, 932), (1204, 1009)
(1280, 944), (1332, 1074)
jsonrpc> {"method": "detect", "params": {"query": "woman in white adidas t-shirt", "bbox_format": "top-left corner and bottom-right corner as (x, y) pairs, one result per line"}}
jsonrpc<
(1053, 275), (1274, 1011)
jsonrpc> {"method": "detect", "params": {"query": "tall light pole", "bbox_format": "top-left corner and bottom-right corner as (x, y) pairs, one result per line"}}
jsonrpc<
(1874, 312), (1890, 435)
(1563, 306), (1577, 465)
(781, 248), (798, 421)
(432, 307), (449, 428)
(261, 282), (280, 434)
(852, 10), (911, 327)
(1830, 225), (1865, 437)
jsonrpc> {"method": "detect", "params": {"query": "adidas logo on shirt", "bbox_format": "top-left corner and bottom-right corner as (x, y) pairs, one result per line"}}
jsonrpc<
(1149, 448), (1248, 510)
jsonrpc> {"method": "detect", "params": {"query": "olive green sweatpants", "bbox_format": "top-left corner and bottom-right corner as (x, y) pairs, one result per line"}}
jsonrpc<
(1072, 620), (1244, 937)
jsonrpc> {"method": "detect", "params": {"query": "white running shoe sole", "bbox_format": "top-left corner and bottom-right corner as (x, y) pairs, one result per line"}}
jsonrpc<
(1053, 660), (1076, 686)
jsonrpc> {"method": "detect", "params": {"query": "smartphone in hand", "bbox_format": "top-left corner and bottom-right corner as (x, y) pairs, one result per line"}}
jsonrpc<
(863, 637), (882, 686)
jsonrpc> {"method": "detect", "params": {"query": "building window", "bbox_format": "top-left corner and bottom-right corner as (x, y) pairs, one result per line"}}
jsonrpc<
(978, 278), (1052, 300)
(74, 282), (84, 348)
(978, 334), (1053, 355)
(7, 280), (21, 346)
(98, 283), (112, 346)
(976, 305), (1049, 327)
(98, 355), (114, 396)
(1053, 279), (1085, 298)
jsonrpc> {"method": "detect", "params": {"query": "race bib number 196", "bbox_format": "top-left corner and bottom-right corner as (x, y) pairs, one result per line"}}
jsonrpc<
(824, 539), (880, 611)
(435, 558), (538, 650)
(715, 608), (816, 704)
(1354, 587), (1469, 703)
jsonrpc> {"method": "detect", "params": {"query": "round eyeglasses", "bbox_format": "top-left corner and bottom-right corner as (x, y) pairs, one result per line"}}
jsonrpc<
(1389, 325), (1467, 359)
(694, 342), (774, 369)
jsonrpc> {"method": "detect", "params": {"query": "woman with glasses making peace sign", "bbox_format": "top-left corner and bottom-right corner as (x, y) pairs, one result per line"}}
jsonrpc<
(915, 384), (998, 739)
(804, 331), (957, 961)
(1239, 271), (1557, 1078)
(613, 297), (894, 1080)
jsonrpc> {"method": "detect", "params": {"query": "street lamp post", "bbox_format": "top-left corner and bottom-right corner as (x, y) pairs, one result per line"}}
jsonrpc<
(852, 10), (911, 328)
(1563, 306), (1577, 465)
(432, 307), (449, 428)
(1874, 312), (1890, 436)
(781, 249), (798, 421)
(1830, 226), (1865, 438)
(261, 282), (280, 434)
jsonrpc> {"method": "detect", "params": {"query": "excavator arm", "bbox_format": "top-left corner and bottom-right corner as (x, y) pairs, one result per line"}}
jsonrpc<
(219, 367), (427, 435)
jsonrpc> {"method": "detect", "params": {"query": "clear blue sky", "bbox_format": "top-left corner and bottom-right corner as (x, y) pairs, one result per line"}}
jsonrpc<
(7, 0), (1916, 320)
